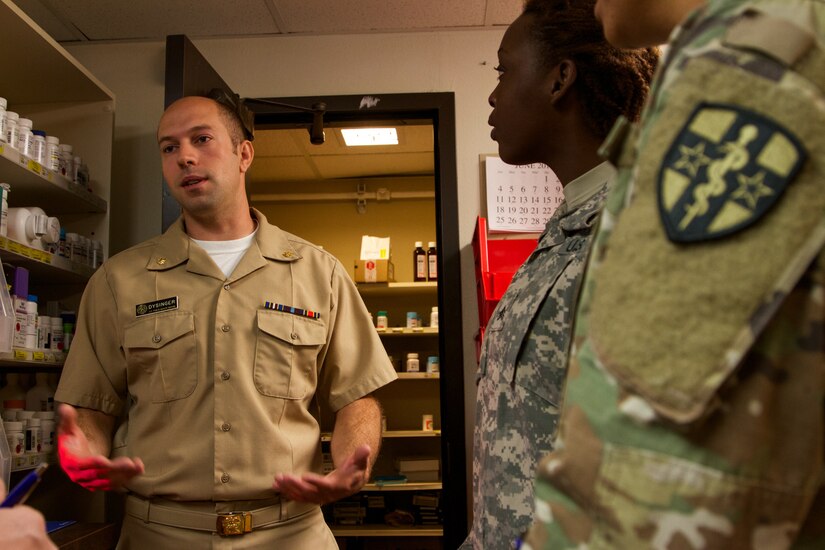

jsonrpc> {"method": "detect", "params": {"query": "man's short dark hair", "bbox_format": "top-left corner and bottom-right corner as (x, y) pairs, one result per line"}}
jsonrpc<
(206, 89), (255, 147)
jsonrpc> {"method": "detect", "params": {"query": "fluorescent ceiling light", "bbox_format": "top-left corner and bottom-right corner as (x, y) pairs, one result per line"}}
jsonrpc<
(341, 128), (398, 146)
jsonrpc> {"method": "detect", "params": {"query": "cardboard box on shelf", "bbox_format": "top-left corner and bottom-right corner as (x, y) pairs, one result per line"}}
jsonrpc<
(354, 259), (395, 283)
(355, 235), (394, 283)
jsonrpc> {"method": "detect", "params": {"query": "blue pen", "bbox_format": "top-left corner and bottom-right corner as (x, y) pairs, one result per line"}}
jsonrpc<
(1, 463), (48, 508)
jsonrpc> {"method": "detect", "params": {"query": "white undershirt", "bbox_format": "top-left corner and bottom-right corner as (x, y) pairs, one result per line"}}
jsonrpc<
(190, 229), (258, 278)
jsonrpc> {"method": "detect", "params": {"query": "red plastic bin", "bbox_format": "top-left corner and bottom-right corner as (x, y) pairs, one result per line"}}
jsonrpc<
(472, 217), (538, 359)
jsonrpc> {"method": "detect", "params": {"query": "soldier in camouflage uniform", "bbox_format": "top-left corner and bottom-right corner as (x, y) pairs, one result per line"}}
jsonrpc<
(462, 2), (657, 548)
(524, 0), (825, 548)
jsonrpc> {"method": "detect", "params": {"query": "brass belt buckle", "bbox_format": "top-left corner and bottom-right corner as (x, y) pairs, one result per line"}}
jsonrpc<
(216, 512), (252, 536)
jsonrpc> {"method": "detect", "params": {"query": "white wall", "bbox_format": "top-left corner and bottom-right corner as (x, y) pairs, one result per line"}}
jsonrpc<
(66, 29), (505, 527)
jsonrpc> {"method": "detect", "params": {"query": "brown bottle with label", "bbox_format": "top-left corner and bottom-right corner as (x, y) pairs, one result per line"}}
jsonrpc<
(427, 241), (437, 281)
(413, 241), (427, 282)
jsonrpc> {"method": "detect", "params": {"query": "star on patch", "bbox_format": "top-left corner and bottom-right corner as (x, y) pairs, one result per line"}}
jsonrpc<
(657, 102), (807, 243)
(673, 142), (711, 177)
(731, 171), (774, 210)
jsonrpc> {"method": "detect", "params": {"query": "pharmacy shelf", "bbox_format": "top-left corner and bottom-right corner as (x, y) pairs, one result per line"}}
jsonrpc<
(0, 144), (107, 214)
(321, 430), (440, 442)
(377, 327), (438, 336)
(362, 482), (442, 492)
(0, 236), (95, 284)
(10, 451), (53, 472)
(383, 430), (441, 438)
(0, 348), (65, 368)
(356, 281), (437, 297)
(331, 525), (443, 537)
(396, 372), (439, 380)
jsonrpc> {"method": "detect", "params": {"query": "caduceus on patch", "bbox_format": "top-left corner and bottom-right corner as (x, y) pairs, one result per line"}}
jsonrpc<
(657, 101), (807, 243)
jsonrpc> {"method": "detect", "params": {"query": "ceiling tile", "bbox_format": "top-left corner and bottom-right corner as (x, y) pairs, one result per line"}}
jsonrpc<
(273, 0), (487, 33)
(484, 0), (522, 26)
(53, 0), (280, 41)
(13, 0), (82, 41)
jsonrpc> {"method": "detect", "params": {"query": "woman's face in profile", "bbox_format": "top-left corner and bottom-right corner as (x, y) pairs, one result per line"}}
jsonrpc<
(488, 13), (556, 166)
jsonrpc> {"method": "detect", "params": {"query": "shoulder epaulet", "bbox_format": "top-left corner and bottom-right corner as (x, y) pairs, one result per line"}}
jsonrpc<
(724, 9), (815, 66)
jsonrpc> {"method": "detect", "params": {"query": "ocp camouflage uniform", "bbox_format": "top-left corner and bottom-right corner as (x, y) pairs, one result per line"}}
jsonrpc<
(524, 1), (825, 548)
(462, 163), (614, 550)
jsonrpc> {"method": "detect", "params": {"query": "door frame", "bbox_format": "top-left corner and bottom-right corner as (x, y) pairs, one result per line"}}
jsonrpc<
(250, 93), (466, 546)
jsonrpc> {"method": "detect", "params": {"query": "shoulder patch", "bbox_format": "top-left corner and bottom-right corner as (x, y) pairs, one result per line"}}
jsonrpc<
(657, 102), (806, 243)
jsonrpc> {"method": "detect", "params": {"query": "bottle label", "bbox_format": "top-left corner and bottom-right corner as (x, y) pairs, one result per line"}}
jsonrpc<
(416, 256), (427, 279)
(428, 255), (437, 280)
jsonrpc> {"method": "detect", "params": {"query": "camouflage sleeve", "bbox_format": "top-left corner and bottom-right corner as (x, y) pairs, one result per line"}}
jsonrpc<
(523, 3), (825, 549)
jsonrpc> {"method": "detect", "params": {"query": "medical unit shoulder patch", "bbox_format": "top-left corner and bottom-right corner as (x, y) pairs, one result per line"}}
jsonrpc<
(658, 102), (806, 243)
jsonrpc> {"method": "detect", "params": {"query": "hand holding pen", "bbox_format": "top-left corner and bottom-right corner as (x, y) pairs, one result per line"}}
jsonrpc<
(0, 465), (57, 550)
(1, 463), (48, 508)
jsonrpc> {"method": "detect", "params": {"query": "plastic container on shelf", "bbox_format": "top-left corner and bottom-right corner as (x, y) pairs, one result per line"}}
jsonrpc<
(50, 317), (63, 351)
(0, 97), (6, 144)
(4, 111), (19, 149)
(24, 295), (37, 350)
(405, 311), (419, 328)
(26, 373), (54, 412)
(38, 315), (51, 349)
(430, 306), (438, 328)
(0, 183), (8, 237)
(376, 310), (388, 330)
(31, 130), (47, 165)
(45, 135), (60, 171)
(25, 417), (40, 454)
(406, 352), (420, 372)
(91, 239), (103, 268)
(7, 207), (60, 250)
(3, 420), (24, 457)
(58, 144), (73, 178)
(0, 374), (26, 410)
(72, 156), (83, 184)
(39, 418), (54, 452)
(16, 117), (33, 159)
(0, 263), (14, 353)
(62, 311), (76, 351)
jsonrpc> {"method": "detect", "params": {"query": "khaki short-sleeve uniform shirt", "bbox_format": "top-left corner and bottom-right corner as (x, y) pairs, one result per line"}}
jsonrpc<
(55, 208), (397, 501)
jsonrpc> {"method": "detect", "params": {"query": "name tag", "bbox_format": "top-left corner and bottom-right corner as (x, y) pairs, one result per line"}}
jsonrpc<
(136, 297), (179, 317)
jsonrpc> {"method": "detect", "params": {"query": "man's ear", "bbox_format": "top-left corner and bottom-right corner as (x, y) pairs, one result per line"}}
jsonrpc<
(239, 140), (254, 173)
(545, 59), (578, 105)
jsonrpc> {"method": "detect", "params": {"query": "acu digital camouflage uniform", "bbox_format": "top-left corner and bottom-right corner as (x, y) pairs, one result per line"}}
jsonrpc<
(525, 0), (825, 548)
(463, 163), (613, 550)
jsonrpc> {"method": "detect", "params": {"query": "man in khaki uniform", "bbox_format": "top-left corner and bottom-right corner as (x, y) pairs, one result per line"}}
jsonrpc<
(54, 94), (397, 548)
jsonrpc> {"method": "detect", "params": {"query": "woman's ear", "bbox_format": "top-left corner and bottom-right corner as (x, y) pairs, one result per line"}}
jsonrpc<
(546, 59), (578, 105)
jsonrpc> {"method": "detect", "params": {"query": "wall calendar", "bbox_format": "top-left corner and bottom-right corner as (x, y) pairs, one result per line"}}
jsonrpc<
(483, 155), (564, 233)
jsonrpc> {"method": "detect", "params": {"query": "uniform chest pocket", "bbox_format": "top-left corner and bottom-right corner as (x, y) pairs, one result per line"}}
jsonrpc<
(123, 312), (197, 403)
(254, 310), (327, 399)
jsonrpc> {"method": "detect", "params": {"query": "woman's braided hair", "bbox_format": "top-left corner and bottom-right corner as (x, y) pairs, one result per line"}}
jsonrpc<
(523, 0), (659, 139)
